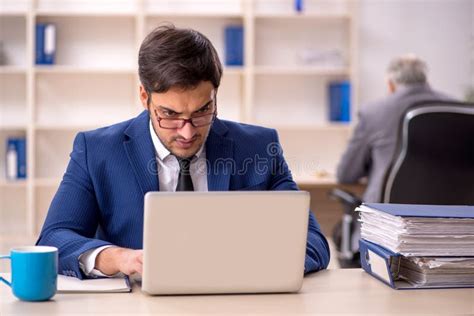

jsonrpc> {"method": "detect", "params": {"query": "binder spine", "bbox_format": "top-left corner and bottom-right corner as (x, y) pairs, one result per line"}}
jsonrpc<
(328, 81), (351, 122)
(35, 23), (46, 64)
(224, 26), (244, 66)
(16, 138), (27, 179)
(6, 139), (18, 180)
(359, 239), (397, 289)
(295, 0), (304, 13)
(5, 137), (27, 180)
(36, 23), (56, 65)
(43, 24), (56, 64)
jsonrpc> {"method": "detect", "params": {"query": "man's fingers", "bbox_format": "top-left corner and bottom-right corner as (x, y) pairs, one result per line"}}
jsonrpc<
(117, 249), (143, 276)
(130, 262), (143, 275)
(137, 264), (143, 275)
(136, 254), (143, 274)
(137, 253), (143, 264)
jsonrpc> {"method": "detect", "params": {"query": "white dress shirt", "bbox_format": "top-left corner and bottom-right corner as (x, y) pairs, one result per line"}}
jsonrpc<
(78, 119), (208, 277)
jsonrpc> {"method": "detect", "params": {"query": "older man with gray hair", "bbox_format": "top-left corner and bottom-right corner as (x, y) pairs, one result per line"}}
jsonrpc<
(336, 54), (453, 202)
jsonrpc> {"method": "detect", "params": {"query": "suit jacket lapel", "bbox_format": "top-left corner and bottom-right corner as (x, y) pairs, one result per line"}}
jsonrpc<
(206, 119), (233, 191)
(123, 110), (159, 194)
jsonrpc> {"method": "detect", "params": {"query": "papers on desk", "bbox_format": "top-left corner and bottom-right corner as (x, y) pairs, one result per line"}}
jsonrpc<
(358, 203), (474, 256)
(358, 203), (474, 289)
(396, 256), (474, 288)
(58, 275), (131, 293)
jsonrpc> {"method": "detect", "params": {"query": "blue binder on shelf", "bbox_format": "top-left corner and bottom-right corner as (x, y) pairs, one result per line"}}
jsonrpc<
(295, 0), (304, 12)
(224, 25), (244, 66)
(16, 137), (27, 179)
(328, 81), (351, 122)
(36, 23), (56, 65)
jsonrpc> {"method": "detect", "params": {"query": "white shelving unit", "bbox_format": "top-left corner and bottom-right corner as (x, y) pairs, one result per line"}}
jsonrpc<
(0, 0), (358, 237)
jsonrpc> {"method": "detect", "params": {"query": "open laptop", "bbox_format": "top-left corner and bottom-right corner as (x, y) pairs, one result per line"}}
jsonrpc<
(142, 191), (310, 295)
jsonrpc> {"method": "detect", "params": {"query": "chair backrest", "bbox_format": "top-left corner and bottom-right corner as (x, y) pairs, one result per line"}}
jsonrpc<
(382, 101), (474, 204)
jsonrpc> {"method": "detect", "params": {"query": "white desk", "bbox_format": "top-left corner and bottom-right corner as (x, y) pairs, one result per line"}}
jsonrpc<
(1, 269), (473, 315)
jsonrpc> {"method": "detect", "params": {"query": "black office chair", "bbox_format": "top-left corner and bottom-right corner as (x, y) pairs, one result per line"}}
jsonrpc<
(330, 100), (474, 268)
(329, 188), (362, 268)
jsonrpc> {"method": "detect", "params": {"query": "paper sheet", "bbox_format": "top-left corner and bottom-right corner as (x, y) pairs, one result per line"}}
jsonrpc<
(57, 275), (131, 293)
(358, 205), (474, 256)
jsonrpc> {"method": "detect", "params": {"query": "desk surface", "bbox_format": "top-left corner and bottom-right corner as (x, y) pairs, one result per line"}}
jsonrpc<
(293, 174), (338, 187)
(1, 269), (473, 315)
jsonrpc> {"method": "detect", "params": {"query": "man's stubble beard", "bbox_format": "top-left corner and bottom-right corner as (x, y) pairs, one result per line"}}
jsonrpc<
(156, 125), (212, 159)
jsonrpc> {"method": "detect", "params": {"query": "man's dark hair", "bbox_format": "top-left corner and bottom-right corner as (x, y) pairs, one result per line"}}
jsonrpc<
(138, 24), (223, 99)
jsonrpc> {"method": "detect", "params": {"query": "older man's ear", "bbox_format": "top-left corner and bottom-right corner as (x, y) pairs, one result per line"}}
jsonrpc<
(387, 79), (397, 94)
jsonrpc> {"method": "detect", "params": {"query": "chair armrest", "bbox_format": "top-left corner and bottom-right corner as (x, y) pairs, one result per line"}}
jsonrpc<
(329, 188), (362, 214)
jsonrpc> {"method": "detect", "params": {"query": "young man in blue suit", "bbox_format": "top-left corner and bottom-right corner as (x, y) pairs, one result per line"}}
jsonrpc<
(37, 25), (330, 279)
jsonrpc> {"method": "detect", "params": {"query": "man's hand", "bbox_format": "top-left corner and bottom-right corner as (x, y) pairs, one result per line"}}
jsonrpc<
(95, 247), (143, 276)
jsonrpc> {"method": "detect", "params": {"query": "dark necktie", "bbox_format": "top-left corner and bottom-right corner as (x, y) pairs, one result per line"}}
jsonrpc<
(176, 157), (194, 191)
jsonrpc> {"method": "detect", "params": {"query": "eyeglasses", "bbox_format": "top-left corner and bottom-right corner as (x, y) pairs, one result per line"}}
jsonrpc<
(149, 98), (217, 130)
(156, 111), (217, 129)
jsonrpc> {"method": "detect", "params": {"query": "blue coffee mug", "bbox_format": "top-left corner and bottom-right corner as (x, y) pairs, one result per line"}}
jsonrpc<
(0, 246), (58, 301)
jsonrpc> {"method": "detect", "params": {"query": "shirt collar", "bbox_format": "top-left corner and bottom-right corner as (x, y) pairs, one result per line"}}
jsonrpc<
(149, 119), (205, 162)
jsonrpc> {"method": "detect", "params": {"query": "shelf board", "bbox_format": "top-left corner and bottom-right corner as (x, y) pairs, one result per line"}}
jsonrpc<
(34, 178), (61, 187)
(145, 12), (243, 18)
(0, 124), (27, 131)
(35, 124), (103, 131)
(254, 12), (351, 20)
(34, 66), (136, 75)
(34, 65), (238, 76)
(223, 66), (245, 75)
(0, 66), (27, 75)
(35, 11), (137, 17)
(254, 66), (349, 76)
(0, 179), (27, 188)
(0, 11), (27, 17)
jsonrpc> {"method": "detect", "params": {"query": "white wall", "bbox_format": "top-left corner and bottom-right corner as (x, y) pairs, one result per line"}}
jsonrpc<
(357, 0), (473, 106)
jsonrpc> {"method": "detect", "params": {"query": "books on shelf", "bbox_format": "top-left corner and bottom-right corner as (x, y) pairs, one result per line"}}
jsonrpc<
(358, 203), (474, 289)
(5, 137), (26, 180)
(36, 23), (56, 65)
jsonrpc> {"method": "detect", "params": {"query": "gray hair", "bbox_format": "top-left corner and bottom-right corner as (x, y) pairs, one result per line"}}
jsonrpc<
(386, 54), (428, 86)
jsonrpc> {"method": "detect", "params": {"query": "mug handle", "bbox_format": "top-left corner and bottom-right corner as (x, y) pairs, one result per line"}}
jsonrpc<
(0, 256), (11, 287)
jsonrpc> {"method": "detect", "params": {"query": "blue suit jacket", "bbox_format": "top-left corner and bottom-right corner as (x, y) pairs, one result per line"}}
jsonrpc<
(37, 111), (330, 279)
